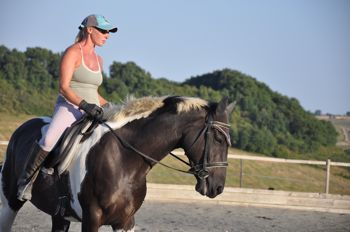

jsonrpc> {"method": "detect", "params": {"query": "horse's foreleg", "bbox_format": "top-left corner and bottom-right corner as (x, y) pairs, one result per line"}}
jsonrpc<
(81, 207), (102, 232)
(112, 216), (135, 232)
(113, 227), (135, 232)
(81, 218), (100, 232)
(51, 215), (71, 232)
(112, 226), (135, 232)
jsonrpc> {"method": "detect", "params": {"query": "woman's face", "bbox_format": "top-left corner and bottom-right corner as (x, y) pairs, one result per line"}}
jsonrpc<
(88, 27), (110, 47)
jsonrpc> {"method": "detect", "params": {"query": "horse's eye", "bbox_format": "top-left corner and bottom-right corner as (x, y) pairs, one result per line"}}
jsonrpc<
(213, 130), (223, 144)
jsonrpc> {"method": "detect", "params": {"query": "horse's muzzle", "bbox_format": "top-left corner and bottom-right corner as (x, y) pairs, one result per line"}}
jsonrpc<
(195, 178), (224, 198)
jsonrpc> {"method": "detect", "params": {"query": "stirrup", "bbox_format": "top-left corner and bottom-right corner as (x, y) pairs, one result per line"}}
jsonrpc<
(17, 168), (40, 201)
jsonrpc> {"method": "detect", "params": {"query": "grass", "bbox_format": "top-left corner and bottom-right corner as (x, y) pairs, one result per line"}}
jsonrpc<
(1, 112), (350, 195)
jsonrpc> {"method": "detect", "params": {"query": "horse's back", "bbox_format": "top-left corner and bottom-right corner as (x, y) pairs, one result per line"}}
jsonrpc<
(6, 117), (47, 169)
(1, 118), (47, 208)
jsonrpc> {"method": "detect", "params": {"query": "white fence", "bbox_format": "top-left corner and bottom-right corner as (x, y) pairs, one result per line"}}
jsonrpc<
(230, 154), (350, 194)
(171, 151), (350, 194)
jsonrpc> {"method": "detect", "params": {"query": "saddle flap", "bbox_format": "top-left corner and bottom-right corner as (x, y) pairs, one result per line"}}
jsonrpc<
(43, 117), (98, 174)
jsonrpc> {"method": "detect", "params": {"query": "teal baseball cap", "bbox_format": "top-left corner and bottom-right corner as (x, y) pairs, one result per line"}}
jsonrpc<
(79, 14), (118, 33)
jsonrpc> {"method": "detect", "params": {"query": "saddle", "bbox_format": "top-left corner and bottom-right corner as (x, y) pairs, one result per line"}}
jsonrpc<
(41, 102), (121, 175)
(42, 116), (100, 175)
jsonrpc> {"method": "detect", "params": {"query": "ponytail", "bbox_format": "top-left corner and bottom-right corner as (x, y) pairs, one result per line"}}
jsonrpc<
(75, 28), (88, 43)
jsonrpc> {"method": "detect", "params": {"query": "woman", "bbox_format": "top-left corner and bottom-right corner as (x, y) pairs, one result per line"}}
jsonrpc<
(17, 14), (118, 201)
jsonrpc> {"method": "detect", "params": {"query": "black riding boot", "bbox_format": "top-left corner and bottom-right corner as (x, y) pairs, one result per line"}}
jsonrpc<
(17, 142), (49, 201)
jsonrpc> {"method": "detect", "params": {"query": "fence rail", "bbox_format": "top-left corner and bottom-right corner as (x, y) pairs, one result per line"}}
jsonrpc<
(229, 154), (350, 167)
(232, 154), (350, 194)
(171, 150), (350, 194)
(0, 141), (8, 146)
(2, 141), (350, 194)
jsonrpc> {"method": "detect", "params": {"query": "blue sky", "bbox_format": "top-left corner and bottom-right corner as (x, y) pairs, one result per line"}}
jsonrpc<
(1, 0), (349, 114)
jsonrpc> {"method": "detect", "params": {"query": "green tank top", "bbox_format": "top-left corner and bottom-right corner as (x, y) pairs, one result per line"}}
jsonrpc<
(69, 44), (103, 106)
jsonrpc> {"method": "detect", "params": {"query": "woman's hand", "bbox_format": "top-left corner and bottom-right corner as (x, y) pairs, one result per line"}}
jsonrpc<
(79, 100), (103, 121)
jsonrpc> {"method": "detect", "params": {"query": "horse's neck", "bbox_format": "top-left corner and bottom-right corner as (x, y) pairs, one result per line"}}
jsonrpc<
(125, 114), (187, 161)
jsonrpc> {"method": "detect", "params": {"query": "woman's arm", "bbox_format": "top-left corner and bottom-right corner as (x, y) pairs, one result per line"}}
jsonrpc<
(59, 46), (83, 106)
(98, 94), (108, 106)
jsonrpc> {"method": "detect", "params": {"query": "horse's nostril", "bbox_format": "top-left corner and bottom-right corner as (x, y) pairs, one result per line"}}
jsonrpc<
(217, 185), (223, 194)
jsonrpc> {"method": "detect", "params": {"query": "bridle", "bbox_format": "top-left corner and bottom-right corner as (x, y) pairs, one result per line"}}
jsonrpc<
(174, 113), (230, 179)
(103, 114), (231, 180)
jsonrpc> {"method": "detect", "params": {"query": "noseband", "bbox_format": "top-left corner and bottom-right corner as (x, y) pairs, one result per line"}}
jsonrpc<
(103, 114), (231, 180)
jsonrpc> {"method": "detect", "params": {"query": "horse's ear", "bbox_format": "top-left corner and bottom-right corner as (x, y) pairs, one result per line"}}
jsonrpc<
(217, 97), (236, 115)
(216, 97), (229, 113)
(225, 101), (236, 115)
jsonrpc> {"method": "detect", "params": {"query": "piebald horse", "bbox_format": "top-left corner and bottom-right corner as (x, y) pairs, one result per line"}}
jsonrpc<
(0, 96), (234, 232)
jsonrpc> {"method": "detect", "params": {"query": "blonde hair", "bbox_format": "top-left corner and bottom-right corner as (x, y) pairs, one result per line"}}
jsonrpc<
(75, 28), (88, 43)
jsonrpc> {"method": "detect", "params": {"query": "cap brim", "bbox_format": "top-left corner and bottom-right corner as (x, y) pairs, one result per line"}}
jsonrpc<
(109, 27), (118, 33)
(97, 25), (118, 33)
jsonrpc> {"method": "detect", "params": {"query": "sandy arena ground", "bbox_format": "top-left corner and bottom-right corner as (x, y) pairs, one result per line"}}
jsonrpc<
(10, 200), (350, 232)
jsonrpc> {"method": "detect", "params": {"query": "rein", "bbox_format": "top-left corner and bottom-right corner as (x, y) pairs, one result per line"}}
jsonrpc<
(103, 123), (194, 175)
(102, 116), (231, 179)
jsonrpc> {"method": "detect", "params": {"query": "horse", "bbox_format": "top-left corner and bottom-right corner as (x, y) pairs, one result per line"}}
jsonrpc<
(0, 96), (234, 232)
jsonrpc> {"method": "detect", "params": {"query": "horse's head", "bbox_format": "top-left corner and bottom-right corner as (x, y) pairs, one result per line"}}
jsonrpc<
(182, 97), (235, 198)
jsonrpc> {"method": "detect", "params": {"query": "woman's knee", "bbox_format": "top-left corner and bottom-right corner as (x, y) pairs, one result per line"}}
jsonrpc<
(39, 135), (59, 152)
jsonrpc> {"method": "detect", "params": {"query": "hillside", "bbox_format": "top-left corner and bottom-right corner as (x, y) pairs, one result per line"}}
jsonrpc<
(184, 70), (346, 160)
(317, 116), (350, 148)
(0, 45), (347, 161)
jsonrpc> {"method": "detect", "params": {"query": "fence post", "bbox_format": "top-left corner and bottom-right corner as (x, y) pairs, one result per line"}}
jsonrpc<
(325, 159), (331, 194)
(239, 159), (243, 188)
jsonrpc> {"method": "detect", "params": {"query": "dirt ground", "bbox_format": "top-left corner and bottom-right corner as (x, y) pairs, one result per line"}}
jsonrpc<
(11, 200), (350, 232)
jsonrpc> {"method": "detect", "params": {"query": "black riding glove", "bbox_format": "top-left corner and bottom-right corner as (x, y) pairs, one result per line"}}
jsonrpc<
(79, 100), (103, 121)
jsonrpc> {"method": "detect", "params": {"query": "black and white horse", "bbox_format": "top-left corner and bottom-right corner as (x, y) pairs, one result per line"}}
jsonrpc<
(0, 96), (234, 231)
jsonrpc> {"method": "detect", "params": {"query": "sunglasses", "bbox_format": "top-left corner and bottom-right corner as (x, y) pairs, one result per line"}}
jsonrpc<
(94, 27), (110, 34)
